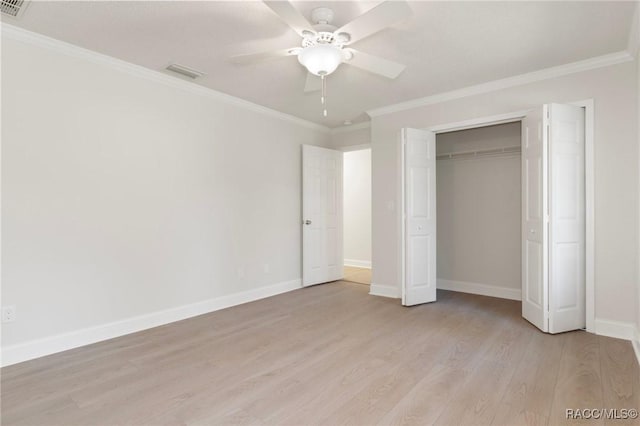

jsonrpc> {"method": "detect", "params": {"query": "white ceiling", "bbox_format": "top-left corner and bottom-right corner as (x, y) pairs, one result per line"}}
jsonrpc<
(4, 1), (636, 128)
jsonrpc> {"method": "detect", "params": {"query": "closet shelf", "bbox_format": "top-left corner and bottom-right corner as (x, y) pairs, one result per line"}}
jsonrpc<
(436, 145), (521, 160)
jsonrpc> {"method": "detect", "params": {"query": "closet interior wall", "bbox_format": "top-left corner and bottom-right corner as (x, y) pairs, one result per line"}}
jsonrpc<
(436, 122), (522, 298)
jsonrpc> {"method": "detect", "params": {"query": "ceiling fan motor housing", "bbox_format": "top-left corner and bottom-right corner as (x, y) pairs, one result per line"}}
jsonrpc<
(310, 7), (334, 25)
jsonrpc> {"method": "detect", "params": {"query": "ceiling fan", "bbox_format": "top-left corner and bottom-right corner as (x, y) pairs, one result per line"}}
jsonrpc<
(231, 1), (412, 116)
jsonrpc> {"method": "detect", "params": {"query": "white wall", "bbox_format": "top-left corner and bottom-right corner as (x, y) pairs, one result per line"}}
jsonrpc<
(330, 125), (370, 150)
(636, 47), (640, 349)
(343, 149), (371, 268)
(370, 60), (638, 326)
(1, 32), (330, 361)
(636, 22), (640, 341)
(436, 123), (521, 296)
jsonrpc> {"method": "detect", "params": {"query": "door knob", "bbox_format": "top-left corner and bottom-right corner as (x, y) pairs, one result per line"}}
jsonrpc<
(530, 229), (536, 234)
(304, 220), (312, 225)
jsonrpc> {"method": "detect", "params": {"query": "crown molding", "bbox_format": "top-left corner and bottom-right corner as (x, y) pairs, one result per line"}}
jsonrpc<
(330, 121), (371, 135)
(628, 2), (640, 58)
(1, 23), (331, 134)
(367, 50), (633, 118)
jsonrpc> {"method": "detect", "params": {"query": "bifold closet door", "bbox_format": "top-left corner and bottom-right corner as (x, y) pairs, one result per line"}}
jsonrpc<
(522, 104), (585, 334)
(402, 128), (437, 306)
(548, 104), (586, 333)
(522, 107), (549, 332)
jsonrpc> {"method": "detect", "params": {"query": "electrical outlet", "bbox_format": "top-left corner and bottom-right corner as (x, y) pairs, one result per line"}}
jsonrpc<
(237, 268), (245, 279)
(2, 306), (16, 323)
(263, 263), (270, 273)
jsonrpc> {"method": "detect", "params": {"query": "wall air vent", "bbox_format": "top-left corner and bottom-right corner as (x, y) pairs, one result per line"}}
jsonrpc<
(1, 0), (28, 18)
(165, 63), (206, 80)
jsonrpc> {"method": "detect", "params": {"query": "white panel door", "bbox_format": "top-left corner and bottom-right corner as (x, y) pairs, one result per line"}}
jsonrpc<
(402, 128), (437, 306)
(522, 106), (549, 332)
(522, 104), (585, 334)
(548, 103), (585, 333)
(302, 145), (343, 287)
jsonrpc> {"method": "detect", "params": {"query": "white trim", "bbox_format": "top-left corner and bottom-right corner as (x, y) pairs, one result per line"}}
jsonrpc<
(1, 279), (302, 367)
(570, 99), (596, 333)
(594, 318), (637, 341)
(627, 2), (640, 58)
(367, 51), (632, 118)
(428, 110), (530, 134)
(399, 131), (407, 305)
(331, 122), (371, 135)
(369, 283), (400, 299)
(633, 328), (640, 367)
(338, 143), (372, 152)
(344, 259), (372, 269)
(1, 23), (330, 134)
(437, 279), (522, 301)
(632, 339), (640, 367)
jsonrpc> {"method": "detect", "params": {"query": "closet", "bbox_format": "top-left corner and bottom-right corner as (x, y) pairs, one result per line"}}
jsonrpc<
(401, 103), (586, 334)
(435, 122), (522, 302)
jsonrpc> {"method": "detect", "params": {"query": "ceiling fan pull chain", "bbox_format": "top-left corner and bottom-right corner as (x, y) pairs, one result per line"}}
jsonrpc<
(321, 75), (327, 117)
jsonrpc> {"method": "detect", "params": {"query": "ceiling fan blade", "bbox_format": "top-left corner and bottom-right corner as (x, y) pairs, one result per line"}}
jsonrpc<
(304, 73), (321, 92)
(335, 1), (411, 45)
(230, 48), (297, 64)
(263, 1), (316, 38)
(344, 49), (405, 79)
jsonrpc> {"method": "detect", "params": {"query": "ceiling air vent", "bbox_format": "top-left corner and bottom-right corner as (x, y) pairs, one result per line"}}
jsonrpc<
(1, 0), (29, 18)
(165, 63), (206, 80)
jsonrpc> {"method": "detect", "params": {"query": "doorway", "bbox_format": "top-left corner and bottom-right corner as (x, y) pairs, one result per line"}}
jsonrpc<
(342, 148), (372, 286)
(401, 103), (594, 333)
(435, 122), (522, 300)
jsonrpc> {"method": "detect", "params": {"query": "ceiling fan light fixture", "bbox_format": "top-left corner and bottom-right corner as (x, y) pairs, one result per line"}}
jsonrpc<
(298, 44), (342, 76)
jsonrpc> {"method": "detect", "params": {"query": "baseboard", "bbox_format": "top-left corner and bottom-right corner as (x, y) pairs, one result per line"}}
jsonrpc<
(633, 328), (640, 367)
(369, 283), (400, 299)
(344, 259), (372, 269)
(594, 318), (637, 341)
(595, 320), (640, 367)
(437, 279), (521, 301)
(1, 279), (301, 367)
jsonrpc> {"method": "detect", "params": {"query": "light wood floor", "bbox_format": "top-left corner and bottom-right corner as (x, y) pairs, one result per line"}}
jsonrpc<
(343, 266), (371, 285)
(2, 282), (639, 425)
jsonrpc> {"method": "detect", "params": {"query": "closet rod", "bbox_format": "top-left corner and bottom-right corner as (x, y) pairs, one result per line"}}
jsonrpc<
(436, 144), (521, 160)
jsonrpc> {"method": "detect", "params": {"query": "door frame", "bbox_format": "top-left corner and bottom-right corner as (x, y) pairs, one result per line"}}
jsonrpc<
(400, 101), (594, 333)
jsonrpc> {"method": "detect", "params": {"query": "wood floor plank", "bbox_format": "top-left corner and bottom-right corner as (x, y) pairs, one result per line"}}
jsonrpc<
(433, 316), (534, 426)
(343, 266), (372, 285)
(599, 336), (640, 425)
(374, 294), (520, 426)
(549, 331), (605, 425)
(491, 330), (566, 426)
(1, 283), (638, 426)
